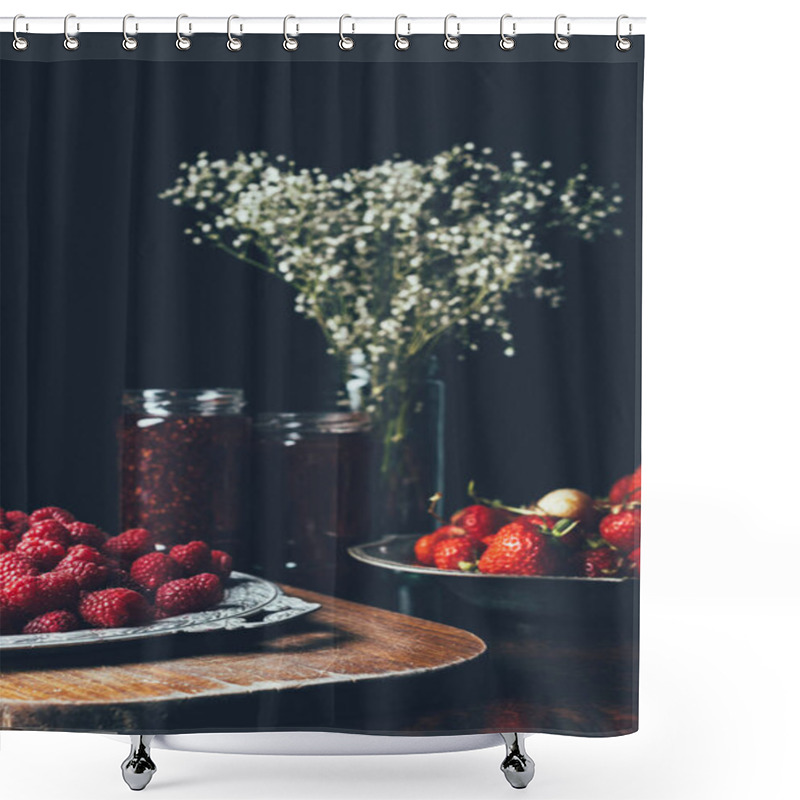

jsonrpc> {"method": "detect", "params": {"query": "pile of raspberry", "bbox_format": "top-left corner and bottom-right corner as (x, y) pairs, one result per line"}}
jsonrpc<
(0, 506), (233, 636)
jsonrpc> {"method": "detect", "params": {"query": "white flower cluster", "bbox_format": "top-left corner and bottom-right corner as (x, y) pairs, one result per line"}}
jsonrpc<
(160, 144), (621, 401)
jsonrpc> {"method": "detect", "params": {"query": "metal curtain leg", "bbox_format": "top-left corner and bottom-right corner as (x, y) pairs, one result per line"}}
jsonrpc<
(500, 733), (535, 789)
(121, 735), (157, 791)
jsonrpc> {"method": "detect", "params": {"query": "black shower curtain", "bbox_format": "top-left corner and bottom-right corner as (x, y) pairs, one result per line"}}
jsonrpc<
(1, 33), (642, 737)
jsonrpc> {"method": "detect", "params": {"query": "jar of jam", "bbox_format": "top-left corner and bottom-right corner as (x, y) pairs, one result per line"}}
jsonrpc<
(254, 411), (372, 594)
(120, 389), (251, 560)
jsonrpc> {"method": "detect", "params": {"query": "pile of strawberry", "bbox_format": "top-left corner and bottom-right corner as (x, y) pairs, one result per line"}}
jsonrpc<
(0, 505), (233, 636)
(414, 466), (641, 578)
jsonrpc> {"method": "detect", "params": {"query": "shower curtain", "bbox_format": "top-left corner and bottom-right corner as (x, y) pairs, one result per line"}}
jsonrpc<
(0, 29), (643, 738)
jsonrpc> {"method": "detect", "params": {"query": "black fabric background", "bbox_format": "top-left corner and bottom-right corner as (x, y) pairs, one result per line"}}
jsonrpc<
(1, 36), (641, 530)
(0, 33), (643, 738)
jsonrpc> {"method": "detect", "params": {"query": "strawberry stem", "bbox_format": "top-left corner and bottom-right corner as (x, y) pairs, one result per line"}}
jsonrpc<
(467, 481), (542, 516)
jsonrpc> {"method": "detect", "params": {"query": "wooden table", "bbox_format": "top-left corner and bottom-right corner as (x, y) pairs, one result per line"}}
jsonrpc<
(0, 586), (487, 732)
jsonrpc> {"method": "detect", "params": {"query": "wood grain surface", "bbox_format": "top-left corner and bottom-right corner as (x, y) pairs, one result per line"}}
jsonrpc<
(0, 586), (486, 731)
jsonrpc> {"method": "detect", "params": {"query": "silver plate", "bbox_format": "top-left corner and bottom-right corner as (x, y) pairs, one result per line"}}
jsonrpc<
(0, 571), (320, 652)
(349, 534), (630, 582)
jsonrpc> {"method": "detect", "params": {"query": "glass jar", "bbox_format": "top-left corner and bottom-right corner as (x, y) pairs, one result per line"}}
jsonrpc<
(119, 389), (251, 560)
(254, 411), (373, 594)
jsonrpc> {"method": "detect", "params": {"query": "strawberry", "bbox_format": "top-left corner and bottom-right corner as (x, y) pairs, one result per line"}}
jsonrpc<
(2, 510), (30, 536)
(54, 558), (109, 590)
(15, 538), (66, 571)
(24, 520), (71, 548)
(103, 528), (154, 561)
(130, 552), (182, 592)
(155, 573), (223, 616)
(599, 509), (641, 554)
(66, 522), (107, 548)
(38, 571), (80, 610)
(477, 521), (558, 576)
(0, 551), (40, 582)
(0, 543), (7, 555)
(433, 536), (478, 571)
(450, 505), (514, 542)
(79, 588), (150, 629)
(627, 547), (641, 576)
(414, 525), (463, 566)
(0, 528), (19, 550)
(609, 466), (641, 504)
(169, 541), (212, 576)
(23, 610), (81, 635)
(608, 475), (632, 505)
(209, 550), (233, 580)
(572, 546), (623, 578)
(29, 506), (75, 526)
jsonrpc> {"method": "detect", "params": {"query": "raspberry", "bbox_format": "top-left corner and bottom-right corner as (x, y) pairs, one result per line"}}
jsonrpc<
(169, 541), (212, 576)
(15, 538), (66, 571)
(23, 610), (81, 635)
(0, 598), (26, 635)
(78, 588), (150, 629)
(3, 511), (30, 536)
(61, 544), (107, 565)
(130, 552), (182, 592)
(55, 558), (109, 590)
(67, 522), (107, 548)
(29, 506), (75, 525)
(0, 528), (19, 550)
(0, 551), (40, 582)
(25, 520), (71, 548)
(191, 573), (224, 605)
(209, 550), (233, 580)
(155, 573), (223, 616)
(2, 575), (49, 616)
(103, 528), (154, 561)
(39, 571), (80, 609)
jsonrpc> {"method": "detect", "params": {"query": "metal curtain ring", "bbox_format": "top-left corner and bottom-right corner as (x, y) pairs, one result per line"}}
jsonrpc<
(444, 14), (460, 50)
(12, 14), (28, 51)
(499, 14), (516, 50)
(227, 15), (242, 51)
(339, 14), (354, 50)
(283, 15), (299, 51)
(122, 14), (138, 51)
(554, 14), (570, 51)
(394, 14), (410, 50)
(176, 13), (191, 50)
(63, 13), (79, 51)
(616, 14), (632, 51)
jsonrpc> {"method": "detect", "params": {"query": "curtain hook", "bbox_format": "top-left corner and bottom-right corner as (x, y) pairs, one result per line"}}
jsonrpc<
(394, 14), (410, 51)
(443, 14), (460, 50)
(176, 13), (191, 50)
(554, 14), (570, 51)
(12, 14), (29, 51)
(283, 15), (299, 51)
(339, 14), (354, 50)
(227, 15), (242, 51)
(122, 14), (138, 51)
(499, 14), (516, 50)
(63, 13), (80, 51)
(616, 14), (632, 51)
